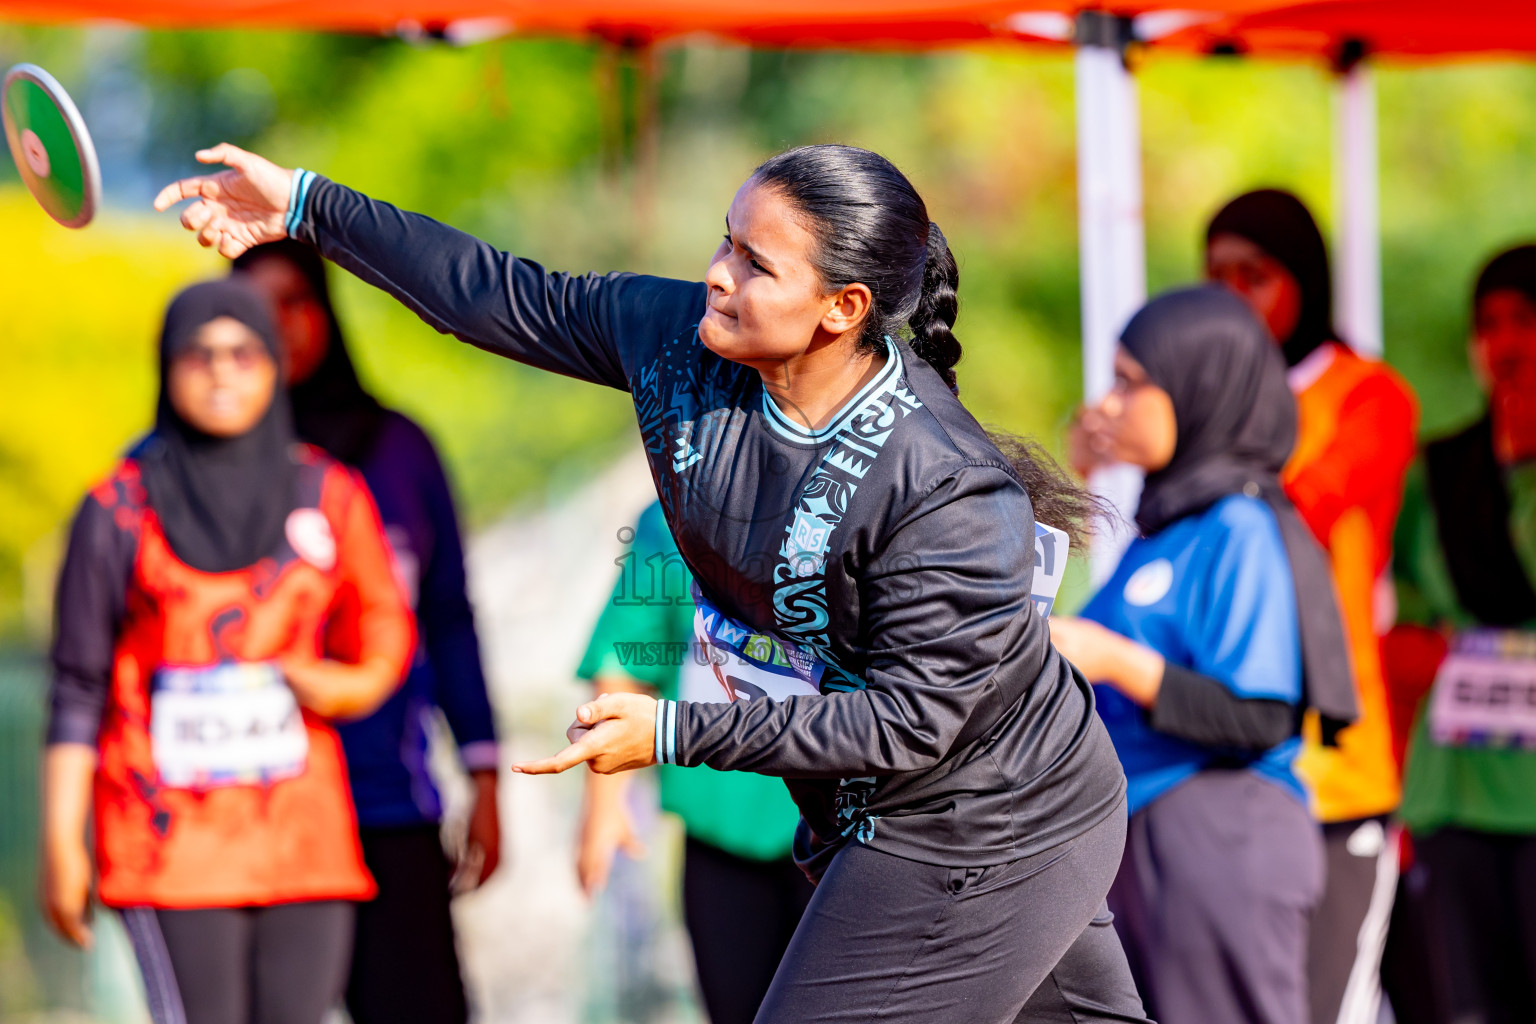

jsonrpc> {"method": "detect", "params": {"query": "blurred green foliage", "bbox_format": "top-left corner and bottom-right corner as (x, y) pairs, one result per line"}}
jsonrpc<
(3, 25), (1536, 641)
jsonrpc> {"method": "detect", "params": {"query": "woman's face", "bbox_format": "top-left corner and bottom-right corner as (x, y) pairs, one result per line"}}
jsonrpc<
(1473, 289), (1536, 389)
(1077, 348), (1178, 472)
(1473, 288), (1536, 463)
(166, 316), (277, 437)
(240, 256), (331, 385)
(700, 179), (872, 373)
(1206, 232), (1302, 345)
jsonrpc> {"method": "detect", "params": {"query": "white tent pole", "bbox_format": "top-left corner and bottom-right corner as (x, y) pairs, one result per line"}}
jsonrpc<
(1333, 54), (1382, 357)
(1075, 12), (1146, 582)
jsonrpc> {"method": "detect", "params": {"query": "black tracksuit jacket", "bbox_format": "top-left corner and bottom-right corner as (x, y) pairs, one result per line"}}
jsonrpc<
(291, 174), (1126, 876)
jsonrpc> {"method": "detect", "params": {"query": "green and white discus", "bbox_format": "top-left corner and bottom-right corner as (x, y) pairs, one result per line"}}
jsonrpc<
(2, 64), (102, 229)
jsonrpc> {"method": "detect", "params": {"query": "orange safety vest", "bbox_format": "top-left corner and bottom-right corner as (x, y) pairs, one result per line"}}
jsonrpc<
(1285, 343), (1419, 823)
(90, 450), (414, 908)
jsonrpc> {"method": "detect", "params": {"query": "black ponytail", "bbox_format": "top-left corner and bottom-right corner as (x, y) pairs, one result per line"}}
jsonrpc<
(751, 144), (1104, 547)
(908, 222), (962, 391)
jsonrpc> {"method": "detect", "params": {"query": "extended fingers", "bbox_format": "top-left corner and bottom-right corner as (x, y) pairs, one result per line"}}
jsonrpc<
(153, 173), (226, 213)
(216, 232), (249, 260)
(153, 177), (204, 212)
(512, 738), (596, 776)
(177, 201), (236, 254)
(196, 142), (251, 170)
(181, 200), (214, 233)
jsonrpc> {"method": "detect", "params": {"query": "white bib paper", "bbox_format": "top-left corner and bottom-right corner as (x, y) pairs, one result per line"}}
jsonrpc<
(1428, 629), (1536, 750)
(151, 661), (309, 788)
(685, 590), (825, 705)
(1031, 522), (1070, 619)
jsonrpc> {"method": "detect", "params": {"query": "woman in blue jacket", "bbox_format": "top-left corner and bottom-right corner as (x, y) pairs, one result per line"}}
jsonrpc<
(1052, 286), (1352, 1024)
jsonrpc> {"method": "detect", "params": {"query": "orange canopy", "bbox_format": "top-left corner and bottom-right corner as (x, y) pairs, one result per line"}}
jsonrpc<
(0, 0), (1529, 58)
(0, 1), (1281, 48)
(1160, 1), (1536, 59)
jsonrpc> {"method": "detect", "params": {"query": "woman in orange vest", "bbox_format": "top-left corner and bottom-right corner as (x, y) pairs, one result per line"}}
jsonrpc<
(39, 280), (415, 1024)
(1206, 190), (1418, 1024)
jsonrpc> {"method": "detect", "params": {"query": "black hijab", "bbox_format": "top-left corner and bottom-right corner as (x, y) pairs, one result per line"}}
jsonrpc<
(233, 240), (388, 466)
(139, 279), (298, 574)
(1207, 189), (1339, 367)
(1424, 245), (1536, 626)
(1124, 286), (1358, 734)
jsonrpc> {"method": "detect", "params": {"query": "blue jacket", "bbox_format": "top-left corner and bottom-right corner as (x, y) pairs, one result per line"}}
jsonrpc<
(1082, 495), (1305, 814)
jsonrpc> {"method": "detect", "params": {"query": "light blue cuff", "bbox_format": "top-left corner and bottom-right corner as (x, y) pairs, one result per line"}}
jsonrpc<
(654, 699), (679, 766)
(666, 700), (678, 766)
(284, 169), (316, 238)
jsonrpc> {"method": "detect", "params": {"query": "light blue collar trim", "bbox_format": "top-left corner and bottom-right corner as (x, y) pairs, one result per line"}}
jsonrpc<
(761, 341), (902, 444)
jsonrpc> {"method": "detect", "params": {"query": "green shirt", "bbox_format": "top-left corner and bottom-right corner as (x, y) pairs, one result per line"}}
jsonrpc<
(575, 502), (802, 861)
(1395, 458), (1536, 834)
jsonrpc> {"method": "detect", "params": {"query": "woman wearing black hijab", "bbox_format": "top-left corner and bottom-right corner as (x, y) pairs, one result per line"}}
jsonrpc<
(232, 240), (500, 1024)
(40, 280), (414, 1024)
(1205, 190), (1419, 1024)
(1052, 286), (1353, 1024)
(1206, 189), (1336, 368)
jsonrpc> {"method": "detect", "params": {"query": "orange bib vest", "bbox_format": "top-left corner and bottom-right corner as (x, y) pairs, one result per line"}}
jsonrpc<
(90, 451), (409, 908)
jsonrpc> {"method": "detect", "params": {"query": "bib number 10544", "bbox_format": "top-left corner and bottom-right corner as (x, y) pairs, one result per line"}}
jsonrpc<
(150, 661), (309, 789)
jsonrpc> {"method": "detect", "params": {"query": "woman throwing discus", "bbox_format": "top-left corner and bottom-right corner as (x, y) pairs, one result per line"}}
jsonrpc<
(155, 142), (1149, 1023)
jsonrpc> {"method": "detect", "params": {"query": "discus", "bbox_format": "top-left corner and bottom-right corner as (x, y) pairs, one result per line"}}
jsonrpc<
(2, 64), (102, 228)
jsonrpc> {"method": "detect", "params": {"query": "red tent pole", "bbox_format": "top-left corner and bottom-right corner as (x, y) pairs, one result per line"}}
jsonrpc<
(1332, 43), (1383, 357)
(1074, 10), (1146, 578)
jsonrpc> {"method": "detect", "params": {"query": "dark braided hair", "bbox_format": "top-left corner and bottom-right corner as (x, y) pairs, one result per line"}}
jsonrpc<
(750, 145), (1105, 547)
(909, 222), (962, 390)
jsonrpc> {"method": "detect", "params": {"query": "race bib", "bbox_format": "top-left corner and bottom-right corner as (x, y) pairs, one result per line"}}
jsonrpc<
(1428, 629), (1536, 750)
(150, 661), (309, 788)
(685, 588), (827, 705)
(1032, 522), (1070, 618)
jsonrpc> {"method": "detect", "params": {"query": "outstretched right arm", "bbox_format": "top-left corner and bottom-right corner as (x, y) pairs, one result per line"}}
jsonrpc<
(155, 145), (703, 391)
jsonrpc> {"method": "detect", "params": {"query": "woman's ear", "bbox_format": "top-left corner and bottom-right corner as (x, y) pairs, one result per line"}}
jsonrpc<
(821, 283), (873, 339)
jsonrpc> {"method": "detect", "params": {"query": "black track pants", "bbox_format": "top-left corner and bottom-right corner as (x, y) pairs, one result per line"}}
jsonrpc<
(754, 802), (1150, 1024)
(682, 837), (815, 1024)
(347, 824), (470, 1024)
(123, 900), (354, 1024)
(1415, 827), (1536, 1024)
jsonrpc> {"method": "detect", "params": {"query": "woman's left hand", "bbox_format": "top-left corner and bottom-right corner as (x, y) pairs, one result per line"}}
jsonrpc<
(456, 770), (502, 891)
(1049, 616), (1115, 679)
(1049, 616), (1165, 707)
(514, 692), (659, 776)
(280, 653), (400, 720)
